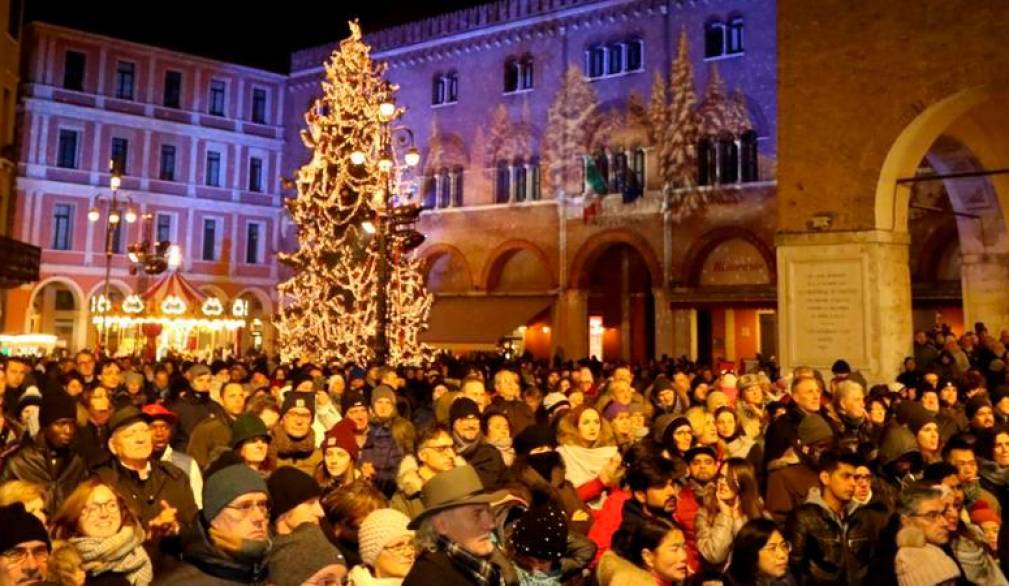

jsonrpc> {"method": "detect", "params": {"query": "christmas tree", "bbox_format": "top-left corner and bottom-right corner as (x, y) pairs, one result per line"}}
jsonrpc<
(541, 66), (600, 196)
(277, 22), (432, 366)
(664, 27), (699, 191)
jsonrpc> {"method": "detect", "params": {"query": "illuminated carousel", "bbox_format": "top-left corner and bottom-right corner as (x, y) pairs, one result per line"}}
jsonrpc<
(93, 271), (249, 359)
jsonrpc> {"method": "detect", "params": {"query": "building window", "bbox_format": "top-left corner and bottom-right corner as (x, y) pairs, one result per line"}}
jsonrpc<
(205, 151), (221, 187)
(626, 39), (644, 72)
(697, 137), (716, 186)
(504, 57), (534, 93)
(432, 73), (458, 106)
(585, 45), (606, 78)
(163, 70), (182, 108)
(201, 218), (218, 261)
(52, 204), (73, 250)
(530, 158), (541, 201)
(111, 138), (129, 175)
(57, 130), (79, 169)
(514, 160), (527, 202)
(727, 17), (744, 54)
(632, 148), (646, 190)
(251, 88), (267, 124)
(495, 161), (511, 204)
(453, 168), (464, 207)
(159, 145), (176, 181)
(741, 130), (759, 182)
(423, 175), (437, 209)
(156, 214), (172, 242)
(246, 223), (261, 264)
(436, 170), (450, 209)
(63, 50), (86, 91)
(208, 80), (226, 116)
(115, 62), (135, 100)
(611, 152), (627, 194)
(606, 43), (623, 75)
(248, 157), (263, 192)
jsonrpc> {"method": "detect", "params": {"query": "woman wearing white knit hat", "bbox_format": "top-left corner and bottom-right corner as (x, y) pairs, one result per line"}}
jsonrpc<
(348, 508), (416, 586)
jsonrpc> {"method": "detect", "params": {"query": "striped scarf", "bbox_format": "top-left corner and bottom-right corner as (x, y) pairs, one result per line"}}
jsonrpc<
(438, 535), (504, 586)
(70, 526), (153, 585)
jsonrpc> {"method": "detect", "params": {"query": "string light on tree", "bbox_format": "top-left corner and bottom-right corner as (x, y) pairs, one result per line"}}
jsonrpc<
(276, 21), (432, 366)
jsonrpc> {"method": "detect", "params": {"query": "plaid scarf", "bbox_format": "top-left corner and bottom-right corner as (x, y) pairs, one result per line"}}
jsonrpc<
(438, 535), (504, 586)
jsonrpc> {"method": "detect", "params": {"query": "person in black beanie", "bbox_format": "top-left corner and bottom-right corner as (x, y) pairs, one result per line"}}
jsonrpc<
(267, 466), (324, 536)
(0, 502), (51, 585)
(0, 388), (87, 512)
(509, 502), (569, 584)
(510, 424), (594, 535)
(450, 397), (509, 491)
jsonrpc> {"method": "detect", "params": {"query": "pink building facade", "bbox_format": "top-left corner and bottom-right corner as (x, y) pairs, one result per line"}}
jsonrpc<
(7, 23), (285, 353)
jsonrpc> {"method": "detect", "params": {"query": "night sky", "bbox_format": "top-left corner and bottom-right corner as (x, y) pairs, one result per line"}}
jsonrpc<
(25, 0), (489, 73)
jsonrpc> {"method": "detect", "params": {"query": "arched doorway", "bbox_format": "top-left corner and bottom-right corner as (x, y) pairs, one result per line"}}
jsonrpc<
(234, 289), (274, 356)
(584, 244), (654, 363)
(86, 281), (131, 353)
(28, 278), (85, 352)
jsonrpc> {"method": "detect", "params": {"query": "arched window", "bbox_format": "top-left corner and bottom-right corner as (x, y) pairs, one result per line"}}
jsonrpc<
(496, 161), (511, 204)
(717, 136), (739, 184)
(529, 157), (541, 201)
(611, 151), (628, 194)
(438, 169), (451, 208)
(432, 74), (446, 105)
(727, 17), (744, 54)
(697, 137), (716, 186)
(740, 130), (759, 183)
(504, 58), (519, 93)
(704, 21), (726, 58)
(514, 158), (527, 202)
(423, 175), (437, 209)
(453, 167), (464, 207)
(520, 56), (534, 90)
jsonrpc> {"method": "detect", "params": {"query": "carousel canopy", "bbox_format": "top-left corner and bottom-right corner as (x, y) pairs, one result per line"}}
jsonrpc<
(94, 271), (247, 329)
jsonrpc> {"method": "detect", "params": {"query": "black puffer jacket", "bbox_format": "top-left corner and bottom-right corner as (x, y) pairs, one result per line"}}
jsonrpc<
(785, 488), (888, 586)
(0, 433), (88, 512)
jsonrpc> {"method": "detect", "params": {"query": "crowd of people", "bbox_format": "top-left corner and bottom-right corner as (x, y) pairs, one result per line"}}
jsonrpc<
(0, 322), (1008, 585)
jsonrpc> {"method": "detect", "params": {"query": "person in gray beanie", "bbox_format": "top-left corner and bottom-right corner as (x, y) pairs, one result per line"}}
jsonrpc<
(155, 453), (271, 585)
(269, 523), (347, 586)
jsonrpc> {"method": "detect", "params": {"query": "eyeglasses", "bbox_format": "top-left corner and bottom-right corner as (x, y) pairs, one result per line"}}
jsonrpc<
(423, 443), (455, 454)
(1, 545), (48, 565)
(383, 539), (416, 556)
(226, 499), (270, 515)
(761, 541), (792, 554)
(82, 500), (120, 517)
(911, 510), (946, 522)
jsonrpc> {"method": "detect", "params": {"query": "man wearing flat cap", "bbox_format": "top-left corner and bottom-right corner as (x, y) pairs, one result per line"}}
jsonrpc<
(403, 464), (514, 586)
(1, 388), (87, 512)
(169, 363), (226, 452)
(0, 502), (50, 585)
(95, 406), (198, 569)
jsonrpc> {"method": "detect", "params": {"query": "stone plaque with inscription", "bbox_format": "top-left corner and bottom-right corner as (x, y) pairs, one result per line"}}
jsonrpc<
(788, 259), (867, 367)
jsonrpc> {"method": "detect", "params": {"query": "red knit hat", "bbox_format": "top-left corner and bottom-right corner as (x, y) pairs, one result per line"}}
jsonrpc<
(969, 500), (1001, 526)
(324, 418), (360, 461)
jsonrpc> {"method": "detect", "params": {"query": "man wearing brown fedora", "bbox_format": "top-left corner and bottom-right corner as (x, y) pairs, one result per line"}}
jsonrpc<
(403, 464), (515, 585)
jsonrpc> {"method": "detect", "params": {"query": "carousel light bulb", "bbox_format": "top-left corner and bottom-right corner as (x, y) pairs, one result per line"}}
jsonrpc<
(404, 147), (420, 168)
(350, 151), (366, 165)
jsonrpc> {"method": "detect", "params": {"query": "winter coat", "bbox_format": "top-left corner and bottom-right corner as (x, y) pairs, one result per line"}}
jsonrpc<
(938, 405), (969, 444)
(389, 455), (428, 521)
(153, 519), (269, 586)
(825, 409), (876, 459)
(75, 420), (113, 470)
(186, 413), (235, 470)
(785, 487), (887, 586)
(764, 449), (819, 525)
(457, 436), (510, 491)
(979, 457), (1009, 579)
(508, 455), (594, 534)
(402, 548), (514, 586)
(0, 432), (88, 512)
(950, 523), (1009, 586)
(169, 392), (227, 452)
(694, 505), (748, 568)
(160, 445), (203, 509)
(596, 550), (659, 586)
(270, 428), (324, 480)
(587, 487), (631, 568)
(490, 396), (537, 435)
(360, 421), (405, 498)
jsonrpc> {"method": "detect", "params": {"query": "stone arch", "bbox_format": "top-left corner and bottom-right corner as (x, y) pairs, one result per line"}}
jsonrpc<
(874, 85), (998, 233)
(233, 287), (274, 315)
(681, 227), (776, 287)
(481, 239), (556, 292)
(85, 279), (133, 302)
(419, 243), (475, 292)
(198, 284), (231, 302)
(26, 276), (88, 351)
(569, 230), (662, 290)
